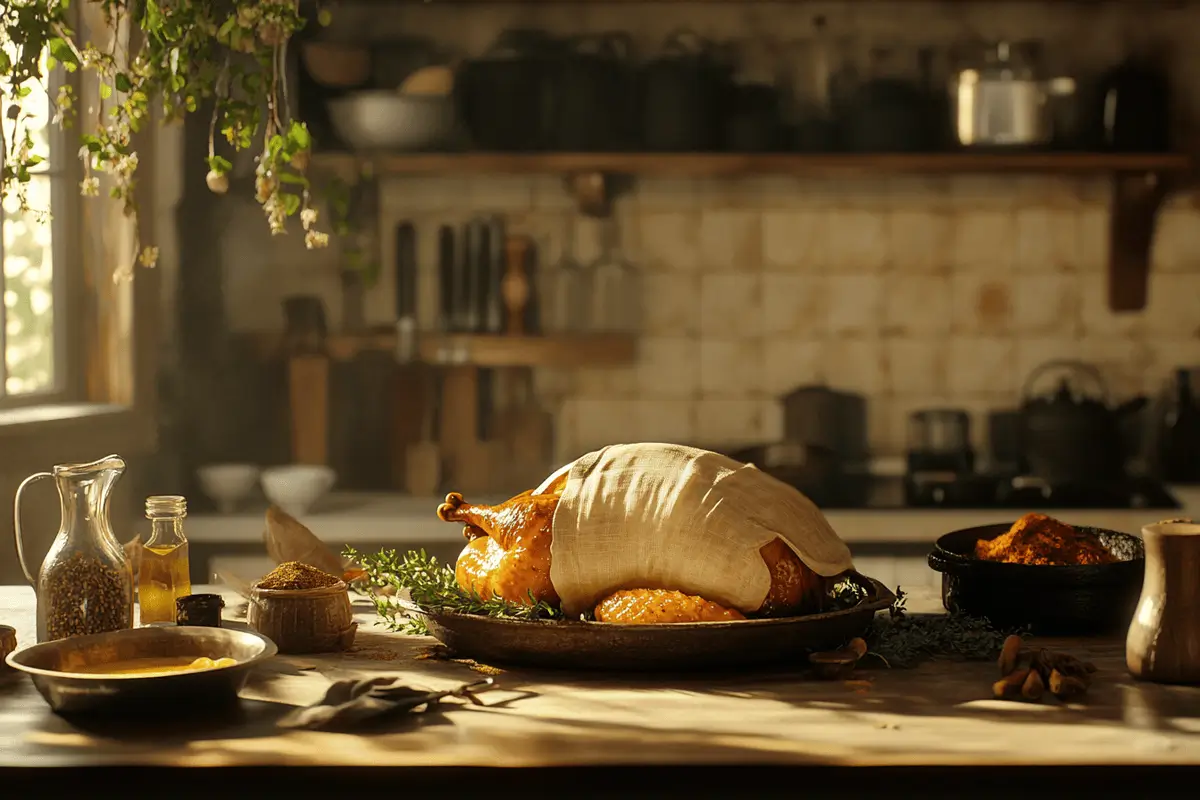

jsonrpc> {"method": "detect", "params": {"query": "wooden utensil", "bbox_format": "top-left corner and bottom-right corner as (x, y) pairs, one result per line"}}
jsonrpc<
(405, 368), (442, 497)
(288, 354), (330, 465)
(501, 235), (532, 336)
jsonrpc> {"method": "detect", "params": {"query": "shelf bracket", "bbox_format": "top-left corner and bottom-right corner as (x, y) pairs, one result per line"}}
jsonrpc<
(1108, 170), (1172, 313)
(564, 171), (614, 217)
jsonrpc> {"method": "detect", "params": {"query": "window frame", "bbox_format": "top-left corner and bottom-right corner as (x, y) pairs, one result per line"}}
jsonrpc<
(0, 48), (83, 410)
(0, 6), (161, 454)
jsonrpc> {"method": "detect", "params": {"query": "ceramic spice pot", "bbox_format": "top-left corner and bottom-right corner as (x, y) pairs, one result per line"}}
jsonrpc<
(1126, 519), (1200, 684)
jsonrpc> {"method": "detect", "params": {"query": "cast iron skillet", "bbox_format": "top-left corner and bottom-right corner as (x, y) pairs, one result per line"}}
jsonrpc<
(927, 523), (1145, 635)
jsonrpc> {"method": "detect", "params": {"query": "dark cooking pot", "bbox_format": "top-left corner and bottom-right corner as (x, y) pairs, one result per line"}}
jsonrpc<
(1018, 360), (1144, 486)
(927, 522), (1144, 635)
(640, 29), (730, 152)
(554, 33), (637, 152)
(458, 29), (562, 151)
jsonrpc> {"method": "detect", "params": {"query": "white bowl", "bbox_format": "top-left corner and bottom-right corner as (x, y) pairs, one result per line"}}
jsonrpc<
(327, 91), (457, 151)
(260, 465), (336, 517)
(196, 464), (261, 514)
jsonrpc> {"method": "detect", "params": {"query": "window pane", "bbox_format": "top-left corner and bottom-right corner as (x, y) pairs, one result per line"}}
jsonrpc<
(3, 176), (56, 395)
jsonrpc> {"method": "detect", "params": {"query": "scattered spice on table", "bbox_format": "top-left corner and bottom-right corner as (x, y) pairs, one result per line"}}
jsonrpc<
(418, 644), (505, 676)
(346, 645), (406, 662)
(256, 561), (341, 591)
(974, 513), (1116, 566)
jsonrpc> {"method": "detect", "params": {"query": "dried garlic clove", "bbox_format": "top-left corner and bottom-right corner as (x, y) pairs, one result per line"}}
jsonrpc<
(1021, 668), (1045, 702)
(993, 667), (1031, 700)
(1048, 669), (1088, 701)
(998, 634), (1023, 676)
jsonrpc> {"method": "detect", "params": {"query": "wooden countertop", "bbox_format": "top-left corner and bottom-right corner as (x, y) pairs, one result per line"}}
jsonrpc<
(3, 585), (1200, 792)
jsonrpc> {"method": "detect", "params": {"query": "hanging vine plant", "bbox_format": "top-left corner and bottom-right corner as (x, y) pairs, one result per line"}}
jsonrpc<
(0, 0), (332, 278)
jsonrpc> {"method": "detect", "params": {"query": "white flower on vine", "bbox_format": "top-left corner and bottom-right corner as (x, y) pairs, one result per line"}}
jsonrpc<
(305, 230), (330, 250)
(138, 246), (159, 268)
(80, 177), (100, 197)
(300, 207), (318, 229)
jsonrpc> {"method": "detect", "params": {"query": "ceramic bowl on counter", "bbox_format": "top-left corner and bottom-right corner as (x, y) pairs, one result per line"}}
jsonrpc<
(260, 464), (336, 517)
(327, 90), (457, 151)
(196, 463), (261, 514)
(4, 625), (277, 714)
(247, 581), (356, 655)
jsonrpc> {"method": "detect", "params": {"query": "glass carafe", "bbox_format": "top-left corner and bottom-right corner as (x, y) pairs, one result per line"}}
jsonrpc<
(14, 454), (134, 643)
(585, 216), (640, 333)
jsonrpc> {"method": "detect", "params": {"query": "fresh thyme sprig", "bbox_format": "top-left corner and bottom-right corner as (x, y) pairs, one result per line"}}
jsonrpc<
(343, 546), (567, 635)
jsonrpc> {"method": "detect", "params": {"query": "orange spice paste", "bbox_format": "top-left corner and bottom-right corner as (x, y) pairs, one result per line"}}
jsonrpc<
(974, 513), (1117, 566)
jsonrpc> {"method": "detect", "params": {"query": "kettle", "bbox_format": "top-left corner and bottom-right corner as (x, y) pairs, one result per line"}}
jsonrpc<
(1018, 361), (1143, 485)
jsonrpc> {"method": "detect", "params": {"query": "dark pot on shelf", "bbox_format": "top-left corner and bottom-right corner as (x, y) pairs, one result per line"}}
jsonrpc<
(1017, 360), (1143, 485)
(457, 29), (562, 152)
(640, 29), (730, 152)
(553, 33), (638, 152)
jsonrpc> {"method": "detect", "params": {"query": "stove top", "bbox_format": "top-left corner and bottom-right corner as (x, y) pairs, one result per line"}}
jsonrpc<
(902, 472), (1181, 510)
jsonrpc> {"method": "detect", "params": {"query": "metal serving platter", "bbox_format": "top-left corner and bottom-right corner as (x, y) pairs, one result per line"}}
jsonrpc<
(5, 624), (278, 715)
(402, 575), (896, 671)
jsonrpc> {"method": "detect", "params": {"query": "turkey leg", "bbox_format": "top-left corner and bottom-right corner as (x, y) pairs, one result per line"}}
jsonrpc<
(437, 490), (555, 551)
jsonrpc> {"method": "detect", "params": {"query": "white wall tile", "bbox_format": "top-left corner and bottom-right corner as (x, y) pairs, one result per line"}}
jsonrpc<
(953, 211), (1015, 273)
(826, 210), (889, 273)
(698, 210), (762, 272)
(700, 339), (764, 398)
(826, 275), (883, 337)
(694, 398), (763, 446)
(761, 339), (826, 396)
(760, 273), (827, 337)
(699, 274), (762, 336)
(946, 338), (1017, 396)
(640, 212), (701, 272)
(636, 337), (701, 400)
(761, 210), (828, 273)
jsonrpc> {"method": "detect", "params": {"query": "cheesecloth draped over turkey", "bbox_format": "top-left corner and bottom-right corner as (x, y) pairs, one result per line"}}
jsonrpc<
(540, 443), (856, 617)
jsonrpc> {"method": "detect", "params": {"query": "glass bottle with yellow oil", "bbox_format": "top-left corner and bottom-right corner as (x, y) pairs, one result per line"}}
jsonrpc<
(138, 495), (192, 624)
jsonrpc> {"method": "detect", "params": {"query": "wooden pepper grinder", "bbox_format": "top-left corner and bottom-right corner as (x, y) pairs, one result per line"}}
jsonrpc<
(501, 235), (531, 337)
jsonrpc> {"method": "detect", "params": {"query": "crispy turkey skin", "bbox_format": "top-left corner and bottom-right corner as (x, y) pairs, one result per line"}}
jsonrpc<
(437, 478), (830, 623)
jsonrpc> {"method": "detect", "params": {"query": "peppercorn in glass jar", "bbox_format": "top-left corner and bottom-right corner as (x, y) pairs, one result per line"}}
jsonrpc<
(13, 455), (135, 643)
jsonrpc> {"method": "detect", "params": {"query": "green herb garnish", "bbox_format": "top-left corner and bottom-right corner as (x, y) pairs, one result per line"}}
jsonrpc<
(343, 546), (567, 635)
(863, 588), (1021, 669)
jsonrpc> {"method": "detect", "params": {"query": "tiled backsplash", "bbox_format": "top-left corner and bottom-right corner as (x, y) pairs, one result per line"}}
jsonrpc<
(221, 174), (1200, 461)
(206, 1), (1200, 466)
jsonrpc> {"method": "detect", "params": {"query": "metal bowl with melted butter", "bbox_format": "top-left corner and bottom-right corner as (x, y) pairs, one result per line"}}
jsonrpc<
(5, 625), (277, 714)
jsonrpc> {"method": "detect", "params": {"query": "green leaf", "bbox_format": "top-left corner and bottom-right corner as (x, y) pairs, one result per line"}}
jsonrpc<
(281, 193), (301, 217)
(206, 155), (233, 174)
(143, 0), (165, 35)
(278, 172), (309, 187)
(115, 73), (132, 93)
(99, 84), (112, 100)
(287, 122), (311, 151)
(47, 38), (78, 69)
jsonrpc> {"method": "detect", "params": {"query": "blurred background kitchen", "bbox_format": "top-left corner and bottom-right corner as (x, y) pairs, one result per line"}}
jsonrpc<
(3, 1), (1200, 586)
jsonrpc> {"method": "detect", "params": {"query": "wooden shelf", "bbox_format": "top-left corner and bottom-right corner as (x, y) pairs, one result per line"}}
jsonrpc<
(311, 151), (1193, 178)
(251, 331), (637, 367)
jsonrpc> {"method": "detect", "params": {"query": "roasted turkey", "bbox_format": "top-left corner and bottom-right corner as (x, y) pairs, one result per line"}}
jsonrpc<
(437, 446), (849, 624)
